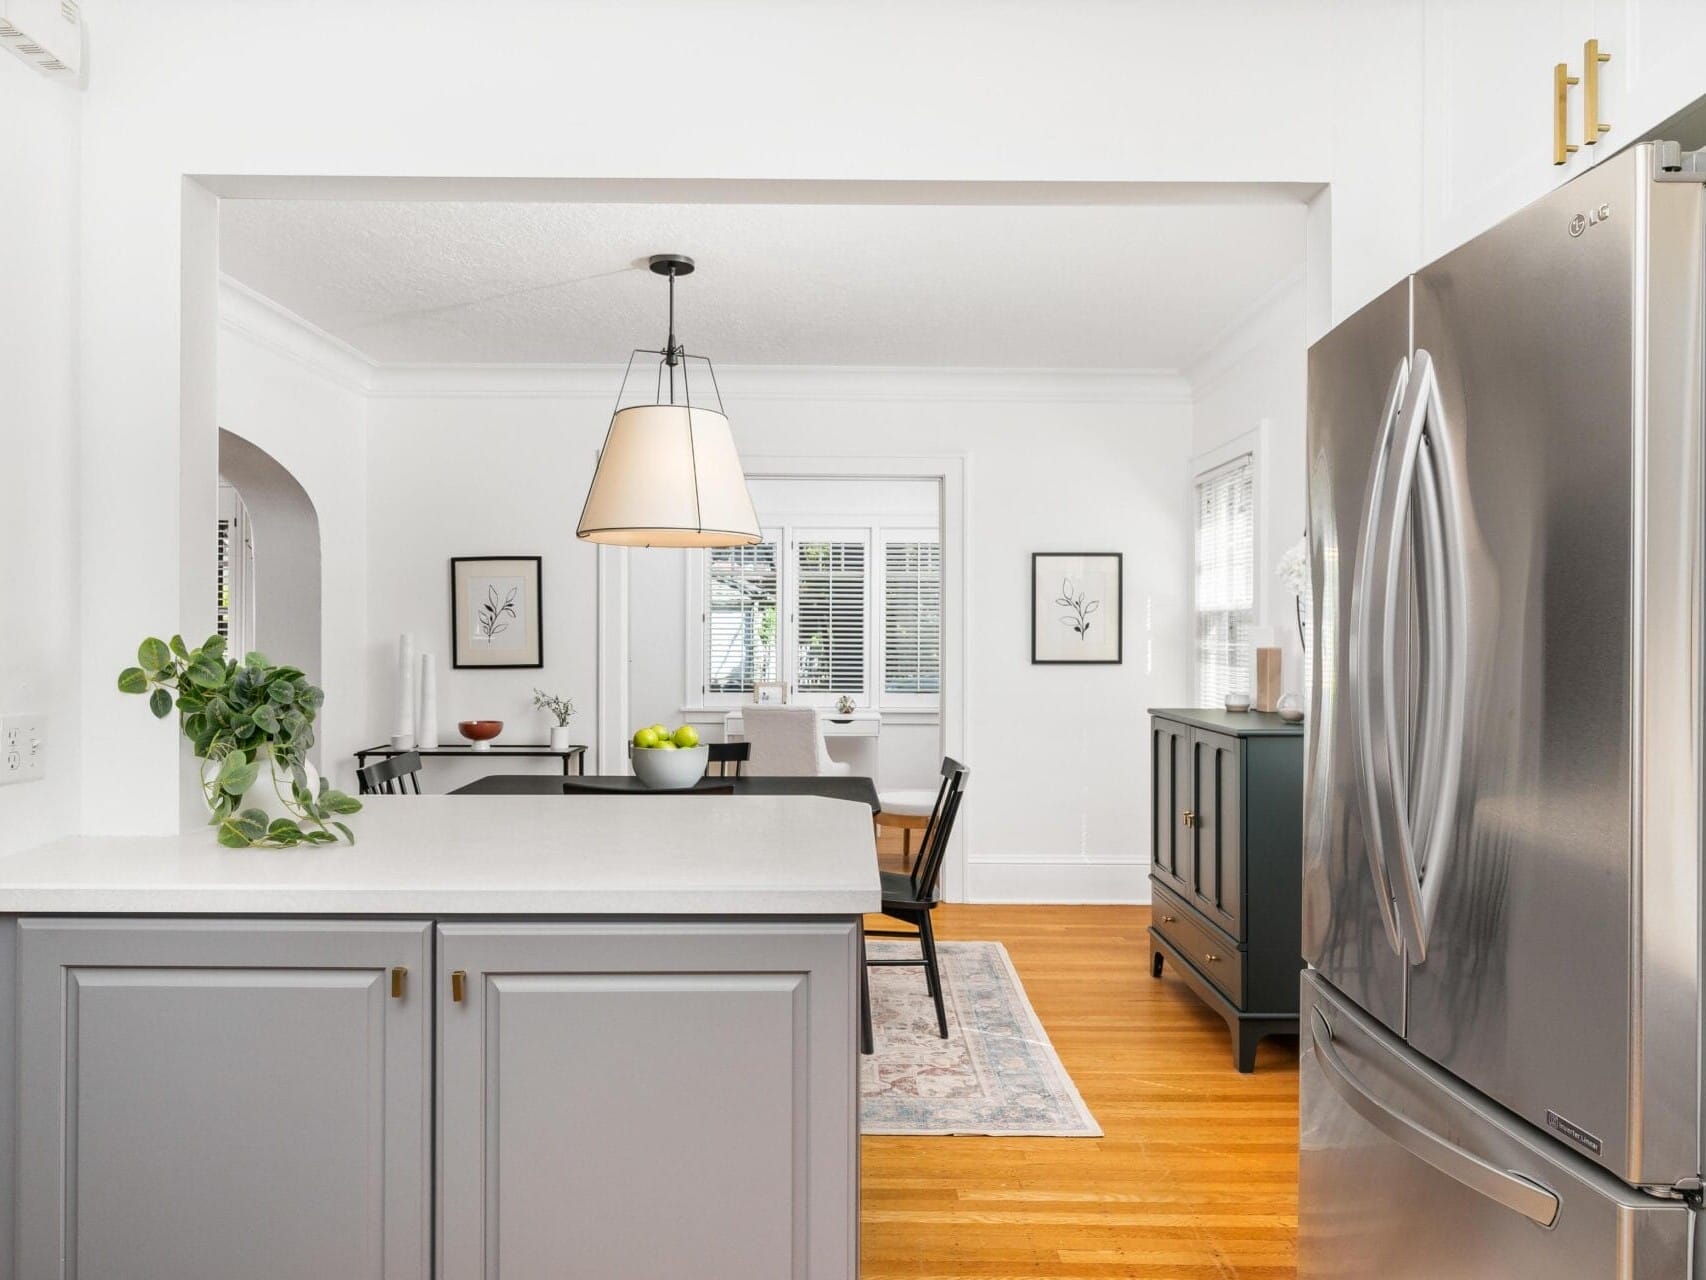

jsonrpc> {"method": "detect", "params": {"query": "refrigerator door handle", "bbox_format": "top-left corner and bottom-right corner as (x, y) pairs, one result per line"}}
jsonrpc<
(1351, 357), (1411, 956)
(1310, 1010), (1561, 1228)
(1380, 351), (1469, 962)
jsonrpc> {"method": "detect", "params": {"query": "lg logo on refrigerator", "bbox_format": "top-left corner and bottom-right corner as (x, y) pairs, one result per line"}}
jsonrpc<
(1569, 203), (1612, 237)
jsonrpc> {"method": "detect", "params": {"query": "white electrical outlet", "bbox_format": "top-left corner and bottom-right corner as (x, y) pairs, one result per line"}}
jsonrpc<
(1, 716), (44, 784)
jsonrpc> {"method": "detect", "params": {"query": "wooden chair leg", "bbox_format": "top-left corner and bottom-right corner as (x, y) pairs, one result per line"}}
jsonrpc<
(918, 912), (947, 1039)
(902, 826), (913, 869)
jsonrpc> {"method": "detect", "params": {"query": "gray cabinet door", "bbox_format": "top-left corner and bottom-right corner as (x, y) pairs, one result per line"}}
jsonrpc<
(1150, 718), (1190, 897)
(16, 918), (432, 1280)
(436, 921), (860, 1280)
(1190, 729), (1243, 938)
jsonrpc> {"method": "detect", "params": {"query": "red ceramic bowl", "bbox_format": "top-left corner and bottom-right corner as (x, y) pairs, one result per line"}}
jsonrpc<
(457, 720), (503, 745)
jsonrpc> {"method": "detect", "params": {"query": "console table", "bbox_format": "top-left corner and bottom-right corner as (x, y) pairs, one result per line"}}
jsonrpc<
(355, 742), (588, 781)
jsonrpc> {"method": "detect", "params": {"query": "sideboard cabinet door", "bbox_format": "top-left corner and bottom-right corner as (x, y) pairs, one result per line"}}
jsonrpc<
(1190, 729), (1245, 938)
(1151, 719), (1191, 898)
(436, 921), (860, 1280)
(16, 918), (432, 1280)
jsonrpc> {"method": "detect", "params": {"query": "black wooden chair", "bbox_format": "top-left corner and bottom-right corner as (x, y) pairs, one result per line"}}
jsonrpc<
(860, 757), (969, 1053)
(706, 741), (750, 778)
(357, 751), (422, 795)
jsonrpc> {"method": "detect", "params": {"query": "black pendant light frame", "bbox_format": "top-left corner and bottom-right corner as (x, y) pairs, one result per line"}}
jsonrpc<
(605, 253), (728, 422)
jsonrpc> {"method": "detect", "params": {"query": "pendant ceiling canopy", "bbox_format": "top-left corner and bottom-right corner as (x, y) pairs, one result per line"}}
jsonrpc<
(576, 254), (761, 549)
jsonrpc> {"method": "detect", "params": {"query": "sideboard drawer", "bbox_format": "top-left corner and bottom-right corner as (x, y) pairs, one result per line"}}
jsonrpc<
(1151, 883), (1244, 1006)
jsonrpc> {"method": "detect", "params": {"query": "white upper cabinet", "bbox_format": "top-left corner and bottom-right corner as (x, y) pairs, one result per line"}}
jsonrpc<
(1591, 0), (1706, 150)
(1422, 0), (1584, 259)
(1421, 0), (1706, 261)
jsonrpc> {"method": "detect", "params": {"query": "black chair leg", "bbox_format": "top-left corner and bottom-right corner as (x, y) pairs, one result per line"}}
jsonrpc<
(918, 912), (947, 1039)
(859, 926), (874, 1055)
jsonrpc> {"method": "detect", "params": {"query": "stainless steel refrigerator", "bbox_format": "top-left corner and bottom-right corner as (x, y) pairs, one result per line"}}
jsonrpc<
(1301, 140), (1706, 1277)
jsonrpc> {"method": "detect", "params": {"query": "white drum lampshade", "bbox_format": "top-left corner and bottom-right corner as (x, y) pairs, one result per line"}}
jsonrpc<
(576, 403), (760, 547)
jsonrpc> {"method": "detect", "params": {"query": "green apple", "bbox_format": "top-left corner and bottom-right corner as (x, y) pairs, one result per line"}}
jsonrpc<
(650, 724), (670, 741)
(633, 727), (659, 749)
(655, 740), (678, 750)
(672, 725), (700, 749)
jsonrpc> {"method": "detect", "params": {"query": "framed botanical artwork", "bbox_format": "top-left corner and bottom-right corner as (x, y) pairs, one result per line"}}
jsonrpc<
(451, 556), (543, 669)
(1032, 552), (1122, 665)
(752, 680), (787, 705)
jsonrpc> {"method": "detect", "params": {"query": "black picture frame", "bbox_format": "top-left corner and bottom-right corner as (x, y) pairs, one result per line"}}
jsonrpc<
(1031, 552), (1123, 665)
(450, 556), (544, 669)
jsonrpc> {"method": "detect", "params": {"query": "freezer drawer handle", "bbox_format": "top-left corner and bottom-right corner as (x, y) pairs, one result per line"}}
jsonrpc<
(1310, 1011), (1560, 1228)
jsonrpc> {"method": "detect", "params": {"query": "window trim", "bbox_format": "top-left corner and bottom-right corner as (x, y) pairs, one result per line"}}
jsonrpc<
(1190, 426), (1265, 706)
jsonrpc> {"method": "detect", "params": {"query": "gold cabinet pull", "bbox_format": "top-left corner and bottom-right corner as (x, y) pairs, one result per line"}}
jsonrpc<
(1205, 953), (1221, 963)
(1182, 809), (1196, 828)
(1554, 62), (1580, 165)
(451, 970), (467, 1003)
(1583, 39), (1610, 145)
(390, 966), (407, 1000)
(1160, 914), (1177, 924)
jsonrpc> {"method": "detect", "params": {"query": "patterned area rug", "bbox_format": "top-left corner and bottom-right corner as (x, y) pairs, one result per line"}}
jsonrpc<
(860, 940), (1102, 1137)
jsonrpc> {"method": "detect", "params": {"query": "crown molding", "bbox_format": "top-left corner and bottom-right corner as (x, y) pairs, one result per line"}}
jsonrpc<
(218, 275), (377, 392)
(1181, 267), (1306, 401)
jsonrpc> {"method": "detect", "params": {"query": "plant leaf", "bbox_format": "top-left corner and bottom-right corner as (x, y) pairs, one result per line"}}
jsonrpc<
(332, 821), (356, 845)
(216, 808), (269, 847)
(117, 667), (149, 694)
(138, 637), (172, 675)
(148, 688), (174, 719)
(320, 790), (362, 815)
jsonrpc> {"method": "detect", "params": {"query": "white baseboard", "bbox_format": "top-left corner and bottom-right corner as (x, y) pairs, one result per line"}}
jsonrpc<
(964, 858), (1150, 905)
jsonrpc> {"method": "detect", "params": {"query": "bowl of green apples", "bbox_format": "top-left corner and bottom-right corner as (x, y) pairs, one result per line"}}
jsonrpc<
(629, 722), (710, 790)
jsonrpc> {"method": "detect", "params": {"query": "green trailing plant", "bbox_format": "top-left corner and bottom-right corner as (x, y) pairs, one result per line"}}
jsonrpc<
(118, 634), (362, 849)
(531, 688), (576, 727)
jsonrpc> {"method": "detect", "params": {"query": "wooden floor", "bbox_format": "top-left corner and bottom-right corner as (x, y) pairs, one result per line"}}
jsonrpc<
(862, 837), (1300, 1279)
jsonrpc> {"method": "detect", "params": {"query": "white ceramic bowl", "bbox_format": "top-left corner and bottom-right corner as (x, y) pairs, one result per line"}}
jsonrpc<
(630, 743), (710, 790)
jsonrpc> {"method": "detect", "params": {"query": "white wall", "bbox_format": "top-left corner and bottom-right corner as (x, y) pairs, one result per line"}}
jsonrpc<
(364, 393), (601, 794)
(1187, 275), (1310, 699)
(0, 59), (80, 854)
(70, 0), (1426, 834)
(217, 288), (370, 791)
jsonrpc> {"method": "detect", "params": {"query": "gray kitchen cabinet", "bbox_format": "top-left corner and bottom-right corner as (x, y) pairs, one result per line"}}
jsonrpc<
(1148, 709), (1304, 1072)
(435, 921), (861, 1280)
(14, 918), (432, 1280)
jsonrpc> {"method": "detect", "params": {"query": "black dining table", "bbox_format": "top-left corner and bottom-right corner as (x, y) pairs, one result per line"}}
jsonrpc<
(451, 773), (881, 812)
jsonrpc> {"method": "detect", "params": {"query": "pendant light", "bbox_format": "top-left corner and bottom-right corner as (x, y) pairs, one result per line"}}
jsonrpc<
(576, 254), (761, 548)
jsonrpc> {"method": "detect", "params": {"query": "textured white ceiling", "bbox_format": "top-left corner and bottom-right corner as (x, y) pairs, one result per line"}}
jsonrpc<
(219, 199), (1305, 369)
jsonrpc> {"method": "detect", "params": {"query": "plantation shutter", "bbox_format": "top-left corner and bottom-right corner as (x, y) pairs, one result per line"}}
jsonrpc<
(704, 537), (780, 694)
(1195, 454), (1255, 705)
(794, 534), (868, 699)
(882, 538), (940, 695)
(216, 517), (235, 643)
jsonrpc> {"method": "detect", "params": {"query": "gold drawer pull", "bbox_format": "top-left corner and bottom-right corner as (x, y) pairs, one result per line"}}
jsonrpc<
(451, 970), (467, 1003)
(390, 966), (406, 1000)
(1182, 809), (1196, 827)
(1205, 953), (1221, 963)
(1160, 914), (1177, 923)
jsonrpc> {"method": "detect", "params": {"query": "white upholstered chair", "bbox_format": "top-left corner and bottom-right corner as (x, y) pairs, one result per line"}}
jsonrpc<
(740, 705), (852, 777)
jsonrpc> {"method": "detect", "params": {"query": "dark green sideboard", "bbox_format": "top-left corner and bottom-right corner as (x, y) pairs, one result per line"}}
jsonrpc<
(1148, 708), (1304, 1071)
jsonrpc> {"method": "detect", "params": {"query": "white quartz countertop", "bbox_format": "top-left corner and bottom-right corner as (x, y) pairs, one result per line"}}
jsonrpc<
(0, 795), (881, 916)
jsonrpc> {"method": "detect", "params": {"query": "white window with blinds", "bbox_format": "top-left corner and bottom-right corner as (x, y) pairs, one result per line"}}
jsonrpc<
(216, 482), (254, 658)
(880, 536), (941, 705)
(703, 534), (781, 695)
(689, 518), (940, 712)
(792, 531), (869, 701)
(1194, 452), (1256, 705)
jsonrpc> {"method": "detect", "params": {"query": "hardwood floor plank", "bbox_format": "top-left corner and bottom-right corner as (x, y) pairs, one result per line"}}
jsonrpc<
(860, 901), (1299, 1279)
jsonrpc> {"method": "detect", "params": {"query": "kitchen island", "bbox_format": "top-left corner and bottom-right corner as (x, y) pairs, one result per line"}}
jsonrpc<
(0, 794), (879, 1280)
